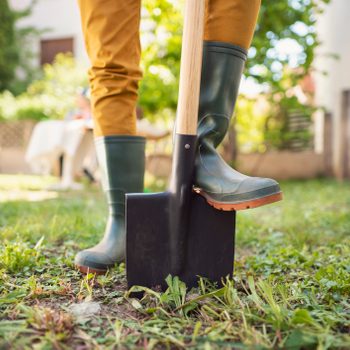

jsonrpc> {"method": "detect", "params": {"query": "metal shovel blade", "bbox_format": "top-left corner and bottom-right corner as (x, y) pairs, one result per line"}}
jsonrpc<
(126, 191), (235, 290)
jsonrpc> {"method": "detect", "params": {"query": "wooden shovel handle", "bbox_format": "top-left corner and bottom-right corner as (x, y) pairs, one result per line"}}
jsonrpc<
(176, 0), (205, 136)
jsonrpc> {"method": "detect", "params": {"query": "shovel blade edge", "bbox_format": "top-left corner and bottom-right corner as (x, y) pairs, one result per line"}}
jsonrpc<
(126, 192), (235, 290)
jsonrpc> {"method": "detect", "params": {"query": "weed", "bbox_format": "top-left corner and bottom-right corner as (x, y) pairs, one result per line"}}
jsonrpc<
(0, 237), (44, 274)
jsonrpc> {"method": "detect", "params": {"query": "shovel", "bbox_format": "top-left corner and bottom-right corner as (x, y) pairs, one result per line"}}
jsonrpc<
(126, 0), (236, 290)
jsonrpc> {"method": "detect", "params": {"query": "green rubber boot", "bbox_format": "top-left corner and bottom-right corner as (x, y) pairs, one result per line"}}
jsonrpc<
(194, 41), (282, 210)
(75, 135), (145, 274)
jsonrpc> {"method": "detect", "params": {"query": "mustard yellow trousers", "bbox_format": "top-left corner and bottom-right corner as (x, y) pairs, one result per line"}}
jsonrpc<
(77, 0), (261, 137)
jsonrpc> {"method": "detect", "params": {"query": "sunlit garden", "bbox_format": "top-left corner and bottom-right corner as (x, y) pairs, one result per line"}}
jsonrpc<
(1, 0), (350, 349)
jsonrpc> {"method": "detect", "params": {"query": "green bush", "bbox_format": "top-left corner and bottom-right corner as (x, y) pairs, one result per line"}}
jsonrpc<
(0, 54), (88, 121)
(235, 96), (270, 153)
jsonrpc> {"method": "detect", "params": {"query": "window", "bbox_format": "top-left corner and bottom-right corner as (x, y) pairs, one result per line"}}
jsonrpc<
(40, 37), (74, 65)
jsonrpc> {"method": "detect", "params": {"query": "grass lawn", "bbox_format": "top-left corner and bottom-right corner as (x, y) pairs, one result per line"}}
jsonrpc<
(0, 175), (349, 349)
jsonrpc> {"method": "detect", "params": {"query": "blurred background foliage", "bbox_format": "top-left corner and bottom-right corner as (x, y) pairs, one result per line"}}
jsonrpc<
(0, 0), (18, 93)
(0, 0), (42, 95)
(0, 0), (330, 152)
(0, 54), (87, 121)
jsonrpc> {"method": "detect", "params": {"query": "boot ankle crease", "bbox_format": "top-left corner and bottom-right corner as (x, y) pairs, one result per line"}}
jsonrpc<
(198, 114), (230, 144)
(198, 114), (230, 134)
(198, 113), (230, 127)
(197, 145), (226, 190)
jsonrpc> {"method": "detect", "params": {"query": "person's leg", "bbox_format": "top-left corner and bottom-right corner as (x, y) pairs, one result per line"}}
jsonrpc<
(77, 0), (142, 137)
(204, 0), (261, 50)
(194, 0), (283, 210)
(75, 0), (145, 273)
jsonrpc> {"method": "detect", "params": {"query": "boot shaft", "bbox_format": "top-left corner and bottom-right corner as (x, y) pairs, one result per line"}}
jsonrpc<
(198, 41), (247, 148)
(95, 135), (146, 216)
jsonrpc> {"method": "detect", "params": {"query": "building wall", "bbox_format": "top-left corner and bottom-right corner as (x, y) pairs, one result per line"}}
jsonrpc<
(314, 0), (350, 177)
(9, 0), (88, 64)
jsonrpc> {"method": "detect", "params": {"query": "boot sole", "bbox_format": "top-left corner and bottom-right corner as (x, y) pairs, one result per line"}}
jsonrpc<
(75, 264), (109, 275)
(194, 189), (283, 211)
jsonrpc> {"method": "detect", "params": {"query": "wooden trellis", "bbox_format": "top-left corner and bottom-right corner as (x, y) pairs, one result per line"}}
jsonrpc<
(0, 120), (36, 149)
